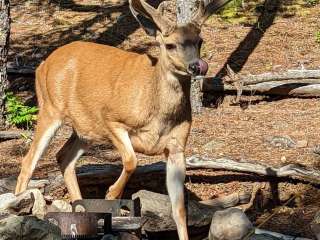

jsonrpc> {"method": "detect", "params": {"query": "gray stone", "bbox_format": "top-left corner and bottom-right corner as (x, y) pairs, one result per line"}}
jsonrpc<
(28, 189), (46, 219)
(48, 200), (72, 213)
(0, 214), (61, 240)
(101, 234), (118, 240)
(0, 193), (15, 209)
(0, 177), (49, 195)
(265, 136), (296, 149)
(209, 208), (253, 240)
(1, 189), (46, 219)
(1, 191), (34, 216)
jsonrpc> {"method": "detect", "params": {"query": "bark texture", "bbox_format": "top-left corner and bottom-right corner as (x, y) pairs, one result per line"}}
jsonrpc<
(176, 0), (203, 114)
(0, 0), (10, 125)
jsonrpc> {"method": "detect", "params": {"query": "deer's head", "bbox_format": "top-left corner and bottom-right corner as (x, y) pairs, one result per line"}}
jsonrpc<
(129, 0), (229, 77)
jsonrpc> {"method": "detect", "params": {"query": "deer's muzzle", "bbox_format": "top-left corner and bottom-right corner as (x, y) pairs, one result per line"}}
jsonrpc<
(188, 59), (208, 76)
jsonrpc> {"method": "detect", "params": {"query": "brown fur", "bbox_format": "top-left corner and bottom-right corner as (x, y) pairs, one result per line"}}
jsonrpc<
(15, 1), (227, 239)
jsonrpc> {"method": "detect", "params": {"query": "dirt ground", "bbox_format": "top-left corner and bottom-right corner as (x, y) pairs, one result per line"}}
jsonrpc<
(1, 0), (320, 238)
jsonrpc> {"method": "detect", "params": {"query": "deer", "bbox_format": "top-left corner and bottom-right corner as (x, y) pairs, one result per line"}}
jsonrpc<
(15, 0), (230, 239)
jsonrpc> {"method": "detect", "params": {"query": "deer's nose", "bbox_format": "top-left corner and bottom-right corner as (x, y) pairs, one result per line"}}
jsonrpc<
(188, 59), (208, 76)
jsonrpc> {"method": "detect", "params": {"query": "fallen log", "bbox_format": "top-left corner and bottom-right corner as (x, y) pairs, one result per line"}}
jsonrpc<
(44, 155), (320, 198)
(186, 155), (320, 185)
(225, 68), (320, 86)
(0, 131), (26, 140)
(202, 67), (320, 98)
(202, 79), (320, 97)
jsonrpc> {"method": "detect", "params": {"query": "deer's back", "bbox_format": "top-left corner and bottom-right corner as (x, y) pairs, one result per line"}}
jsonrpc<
(36, 41), (159, 139)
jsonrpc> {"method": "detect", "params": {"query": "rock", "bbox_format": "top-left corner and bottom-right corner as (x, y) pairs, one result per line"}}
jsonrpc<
(118, 232), (140, 240)
(0, 193), (16, 209)
(101, 233), (139, 240)
(0, 177), (49, 195)
(27, 189), (47, 219)
(47, 200), (72, 213)
(296, 140), (308, 148)
(208, 208), (253, 240)
(265, 136), (296, 149)
(311, 211), (320, 239)
(133, 190), (217, 232)
(0, 191), (34, 216)
(1, 189), (46, 219)
(0, 214), (61, 240)
(250, 234), (280, 240)
(101, 235), (118, 240)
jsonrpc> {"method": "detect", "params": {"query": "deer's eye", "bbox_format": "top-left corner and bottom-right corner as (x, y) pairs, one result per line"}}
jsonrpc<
(165, 44), (177, 50)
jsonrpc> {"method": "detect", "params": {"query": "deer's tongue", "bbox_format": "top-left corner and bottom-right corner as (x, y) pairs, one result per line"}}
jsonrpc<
(198, 59), (208, 76)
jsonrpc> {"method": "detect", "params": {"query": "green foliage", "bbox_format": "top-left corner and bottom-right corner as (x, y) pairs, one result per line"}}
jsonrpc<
(5, 92), (38, 128)
(219, 0), (244, 23)
(316, 31), (320, 44)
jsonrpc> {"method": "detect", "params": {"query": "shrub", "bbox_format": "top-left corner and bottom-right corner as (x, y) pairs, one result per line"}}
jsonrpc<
(5, 92), (38, 128)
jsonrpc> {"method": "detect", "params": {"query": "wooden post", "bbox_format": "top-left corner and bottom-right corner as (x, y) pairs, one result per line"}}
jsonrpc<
(176, 0), (203, 114)
(0, 0), (10, 125)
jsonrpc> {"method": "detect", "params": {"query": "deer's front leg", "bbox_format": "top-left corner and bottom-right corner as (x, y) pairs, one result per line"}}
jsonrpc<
(166, 139), (189, 240)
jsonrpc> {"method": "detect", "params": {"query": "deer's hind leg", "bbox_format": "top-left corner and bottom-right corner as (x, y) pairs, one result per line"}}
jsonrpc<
(56, 131), (88, 202)
(105, 127), (137, 200)
(15, 109), (62, 195)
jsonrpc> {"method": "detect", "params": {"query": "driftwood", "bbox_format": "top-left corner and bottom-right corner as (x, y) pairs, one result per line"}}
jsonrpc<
(202, 67), (320, 97)
(42, 154), (320, 198)
(225, 68), (320, 86)
(186, 155), (320, 185)
(203, 79), (320, 97)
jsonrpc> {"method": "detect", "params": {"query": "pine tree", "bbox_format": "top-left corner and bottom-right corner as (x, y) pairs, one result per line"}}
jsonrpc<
(0, 0), (10, 125)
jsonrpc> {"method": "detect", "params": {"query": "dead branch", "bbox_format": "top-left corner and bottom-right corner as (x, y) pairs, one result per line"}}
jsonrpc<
(202, 67), (320, 98)
(225, 67), (320, 86)
(199, 191), (251, 208)
(202, 78), (320, 97)
(186, 155), (320, 185)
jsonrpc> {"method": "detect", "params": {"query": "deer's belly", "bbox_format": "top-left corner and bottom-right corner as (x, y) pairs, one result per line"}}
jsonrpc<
(129, 129), (170, 155)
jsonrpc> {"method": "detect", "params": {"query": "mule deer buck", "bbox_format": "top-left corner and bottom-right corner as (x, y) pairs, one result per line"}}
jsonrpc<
(15, 0), (230, 239)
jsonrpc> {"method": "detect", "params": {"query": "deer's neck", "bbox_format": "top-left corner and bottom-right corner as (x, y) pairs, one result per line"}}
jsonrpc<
(155, 55), (191, 114)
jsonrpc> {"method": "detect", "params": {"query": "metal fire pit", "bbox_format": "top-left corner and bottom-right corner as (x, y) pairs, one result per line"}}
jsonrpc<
(45, 212), (112, 240)
(72, 199), (142, 234)
(72, 199), (140, 217)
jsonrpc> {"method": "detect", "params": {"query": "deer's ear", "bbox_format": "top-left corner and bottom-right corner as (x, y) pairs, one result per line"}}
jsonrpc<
(192, 0), (232, 26)
(129, 0), (173, 36)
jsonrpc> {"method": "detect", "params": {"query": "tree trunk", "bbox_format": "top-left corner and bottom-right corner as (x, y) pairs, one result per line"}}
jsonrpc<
(176, 0), (203, 114)
(0, 0), (10, 125)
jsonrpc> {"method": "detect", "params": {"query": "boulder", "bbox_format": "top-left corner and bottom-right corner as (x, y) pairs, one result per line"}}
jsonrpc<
(0, 193), (16, 209)
(0, 214), (61, 240)
(47, 200), (72, 213)
(0, 189), (46, 219)
(209, 208), (253, 240)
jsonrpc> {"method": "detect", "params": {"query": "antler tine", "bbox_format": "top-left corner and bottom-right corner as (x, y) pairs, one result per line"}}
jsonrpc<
(192, 0), (206, 26)
(192, 0), (233, 26)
